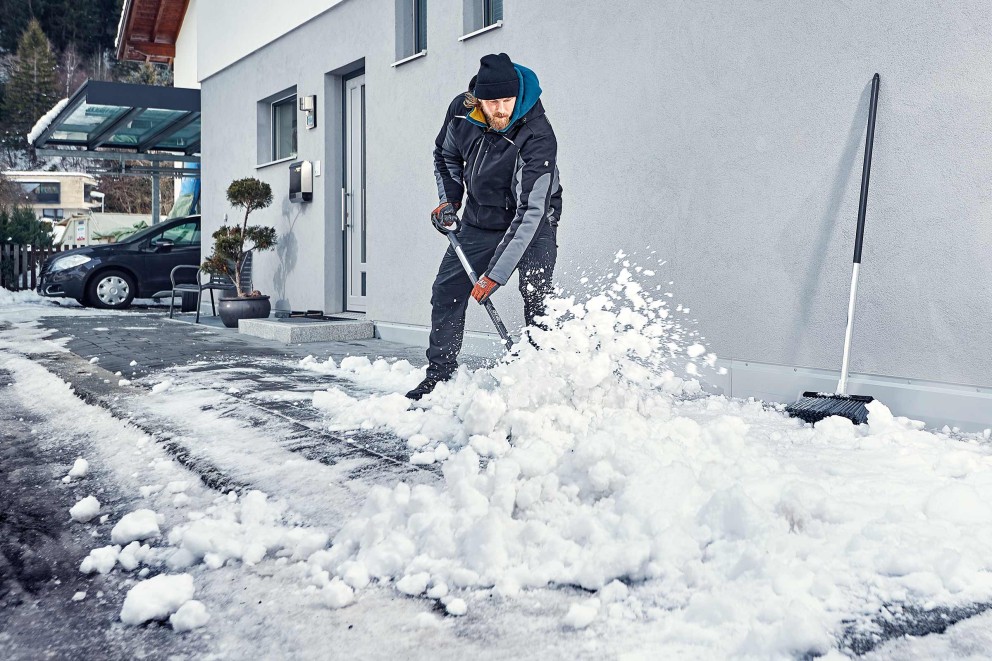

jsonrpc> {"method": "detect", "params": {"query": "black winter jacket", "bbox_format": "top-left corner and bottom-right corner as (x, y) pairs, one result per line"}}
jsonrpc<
(432, 64), (563, 285)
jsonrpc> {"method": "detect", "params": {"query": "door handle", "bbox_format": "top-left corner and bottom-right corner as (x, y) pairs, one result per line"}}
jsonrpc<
(341, 187), (349, 231)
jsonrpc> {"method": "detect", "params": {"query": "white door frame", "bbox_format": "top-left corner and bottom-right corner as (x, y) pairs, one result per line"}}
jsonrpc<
(343, 73), (367, 312)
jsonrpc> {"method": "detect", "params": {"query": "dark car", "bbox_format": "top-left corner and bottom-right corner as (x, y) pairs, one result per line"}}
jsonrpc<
(38, 215), (202, 309)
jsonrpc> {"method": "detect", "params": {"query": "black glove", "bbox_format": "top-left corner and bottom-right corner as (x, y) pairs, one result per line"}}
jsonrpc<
(431, 201), (460, 234)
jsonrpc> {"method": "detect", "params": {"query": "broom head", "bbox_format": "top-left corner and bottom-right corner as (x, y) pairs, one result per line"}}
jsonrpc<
(785, 391), (874, 425)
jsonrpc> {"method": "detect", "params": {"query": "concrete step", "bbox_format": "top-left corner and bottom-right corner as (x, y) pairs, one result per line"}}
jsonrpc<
(238, 317), (374, 343)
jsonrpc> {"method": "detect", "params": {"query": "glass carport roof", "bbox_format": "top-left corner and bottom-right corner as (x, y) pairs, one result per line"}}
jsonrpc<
(32, 80), (200, 157)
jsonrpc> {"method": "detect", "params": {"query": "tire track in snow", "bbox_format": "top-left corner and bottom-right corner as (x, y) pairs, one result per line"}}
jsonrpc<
(34, 352), (436, 533)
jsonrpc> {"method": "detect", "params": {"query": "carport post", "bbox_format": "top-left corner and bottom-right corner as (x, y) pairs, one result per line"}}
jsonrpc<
(152, 173), (160, 224)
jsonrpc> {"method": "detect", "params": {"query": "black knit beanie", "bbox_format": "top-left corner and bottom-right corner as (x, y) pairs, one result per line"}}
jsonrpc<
(474, 53), (518, 100)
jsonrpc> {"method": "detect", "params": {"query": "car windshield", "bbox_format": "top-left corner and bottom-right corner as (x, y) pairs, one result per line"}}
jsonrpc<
(122, 216), (199, 244)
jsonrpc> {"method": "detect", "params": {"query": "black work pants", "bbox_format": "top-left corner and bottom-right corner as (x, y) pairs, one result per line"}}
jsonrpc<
(426, 220), (557, 380)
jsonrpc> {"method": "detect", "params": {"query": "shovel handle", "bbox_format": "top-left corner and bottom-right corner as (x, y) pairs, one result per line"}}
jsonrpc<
(446, 230), (513, 348)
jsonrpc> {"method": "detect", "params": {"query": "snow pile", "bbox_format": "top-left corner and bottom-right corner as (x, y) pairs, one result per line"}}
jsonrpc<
(0, 288), (53, 307)
(310, 266), (709, 454)
(120, 573), (195, 625)
(165, 490), (329, 570)
(308, 266), (992, 656)
(300, 354), (424, 393)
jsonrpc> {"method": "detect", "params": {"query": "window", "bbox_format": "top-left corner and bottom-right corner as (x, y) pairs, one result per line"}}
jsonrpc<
(272, 96), (297, 161)
(463, 0), (503, 36)
(19, 182), (60, 204)
(42, 208), (64, 219)
(415, 0), (427, 52)
(395, 0), (427, 62)
(257, 86), (297, 166)
(84, 183), (97, 203)
(483, 0), (502, 26)
(158, 221), (200, 247)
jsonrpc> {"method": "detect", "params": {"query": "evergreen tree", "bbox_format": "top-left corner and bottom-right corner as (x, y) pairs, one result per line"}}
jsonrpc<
(1, 19), (60, 155)
(0, 0), (122, 59)
(0, 206), (54, 247)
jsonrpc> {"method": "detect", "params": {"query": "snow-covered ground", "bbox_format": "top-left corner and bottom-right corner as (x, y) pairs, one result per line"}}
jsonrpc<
(2, 270), (992, 659)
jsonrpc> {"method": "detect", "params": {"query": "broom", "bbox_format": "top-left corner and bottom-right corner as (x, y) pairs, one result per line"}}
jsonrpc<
(786, 73), (880, 426)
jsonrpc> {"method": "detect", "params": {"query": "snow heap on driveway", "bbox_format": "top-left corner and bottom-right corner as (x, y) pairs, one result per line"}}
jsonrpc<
(310, 265), (992, 657)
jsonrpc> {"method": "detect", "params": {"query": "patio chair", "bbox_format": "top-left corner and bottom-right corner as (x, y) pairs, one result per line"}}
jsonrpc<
(168, 252), (253, 323)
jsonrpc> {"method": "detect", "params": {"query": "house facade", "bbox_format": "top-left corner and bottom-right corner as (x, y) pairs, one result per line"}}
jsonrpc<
(175, 1), (990, 428)
(3, 171), (100, 222)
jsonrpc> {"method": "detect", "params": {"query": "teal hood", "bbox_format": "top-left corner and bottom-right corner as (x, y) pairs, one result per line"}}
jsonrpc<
(466, 63), (542, 133)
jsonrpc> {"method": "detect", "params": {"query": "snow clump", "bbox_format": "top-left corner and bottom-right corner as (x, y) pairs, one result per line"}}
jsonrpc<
(69, 496), (101, 523)
(169, 600), (210, 631)
(80, 545), (121, 574)
(66, 457), (89, 480)
(120, 573), (195, 625)
(111, 509), (161, 545)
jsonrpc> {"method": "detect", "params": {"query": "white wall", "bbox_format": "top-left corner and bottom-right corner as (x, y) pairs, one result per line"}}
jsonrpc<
(197, 0), (344, 82)
(173, 0), (199, 89)
(201, 0), (992, 397)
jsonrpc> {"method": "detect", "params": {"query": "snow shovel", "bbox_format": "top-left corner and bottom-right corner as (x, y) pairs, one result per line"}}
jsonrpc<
(786, 73), (880, 426)
(439, 218), (514, 349)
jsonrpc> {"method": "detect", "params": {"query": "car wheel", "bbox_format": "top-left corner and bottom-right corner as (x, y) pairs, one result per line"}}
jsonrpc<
(87, 270), (136, 310)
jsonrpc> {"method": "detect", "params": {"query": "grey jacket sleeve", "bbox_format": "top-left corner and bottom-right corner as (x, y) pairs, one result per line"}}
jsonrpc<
(485, 128), (559, 285)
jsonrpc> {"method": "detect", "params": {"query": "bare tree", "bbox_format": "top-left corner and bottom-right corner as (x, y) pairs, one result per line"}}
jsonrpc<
(59, 42), (84, 98)
(0, 172), (22, 210)
(99, 169), (175, 215)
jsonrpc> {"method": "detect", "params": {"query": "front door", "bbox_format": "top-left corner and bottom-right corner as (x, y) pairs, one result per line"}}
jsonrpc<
(344, 74), (367, 312)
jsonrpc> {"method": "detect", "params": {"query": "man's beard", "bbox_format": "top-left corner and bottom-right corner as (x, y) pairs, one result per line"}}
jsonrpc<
(483, 108), (510, 130)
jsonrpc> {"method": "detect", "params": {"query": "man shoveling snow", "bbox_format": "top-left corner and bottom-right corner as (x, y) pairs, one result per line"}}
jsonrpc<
(407, 53), (563, 400)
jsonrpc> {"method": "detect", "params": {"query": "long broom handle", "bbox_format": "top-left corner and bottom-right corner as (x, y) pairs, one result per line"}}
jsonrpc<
(446, 231), (514, 348)
(838, 73), (880, 395)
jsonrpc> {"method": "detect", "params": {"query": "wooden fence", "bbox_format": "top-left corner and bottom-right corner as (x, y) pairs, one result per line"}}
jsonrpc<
(0, 244), (87, 292)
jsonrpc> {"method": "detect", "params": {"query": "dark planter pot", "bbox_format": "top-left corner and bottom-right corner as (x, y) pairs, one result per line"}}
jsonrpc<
(218, 295), (271, 328)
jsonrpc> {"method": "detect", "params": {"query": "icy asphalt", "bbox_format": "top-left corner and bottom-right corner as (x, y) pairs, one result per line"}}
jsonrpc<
(1, 302), (991, 660)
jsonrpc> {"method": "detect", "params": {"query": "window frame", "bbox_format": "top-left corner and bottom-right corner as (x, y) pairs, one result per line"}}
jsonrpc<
(413, 0), (427, 53)
(270, 94), (298, 162)
(393, 0), (428, 65)
(19, 181), (61, 204)
(156, 221), (200, 247)
(460, 0), (503, 40)
(483, 0), (502, 27)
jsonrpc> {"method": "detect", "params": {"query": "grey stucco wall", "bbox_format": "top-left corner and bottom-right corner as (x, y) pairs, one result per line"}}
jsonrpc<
(202, 0), (992, 388)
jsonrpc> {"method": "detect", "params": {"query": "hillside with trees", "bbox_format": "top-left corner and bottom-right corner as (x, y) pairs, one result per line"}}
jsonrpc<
(0, 0), (177, 217)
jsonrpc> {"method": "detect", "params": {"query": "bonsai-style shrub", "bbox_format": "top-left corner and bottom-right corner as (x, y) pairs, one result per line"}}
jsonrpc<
(203, 177), (276, 297)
